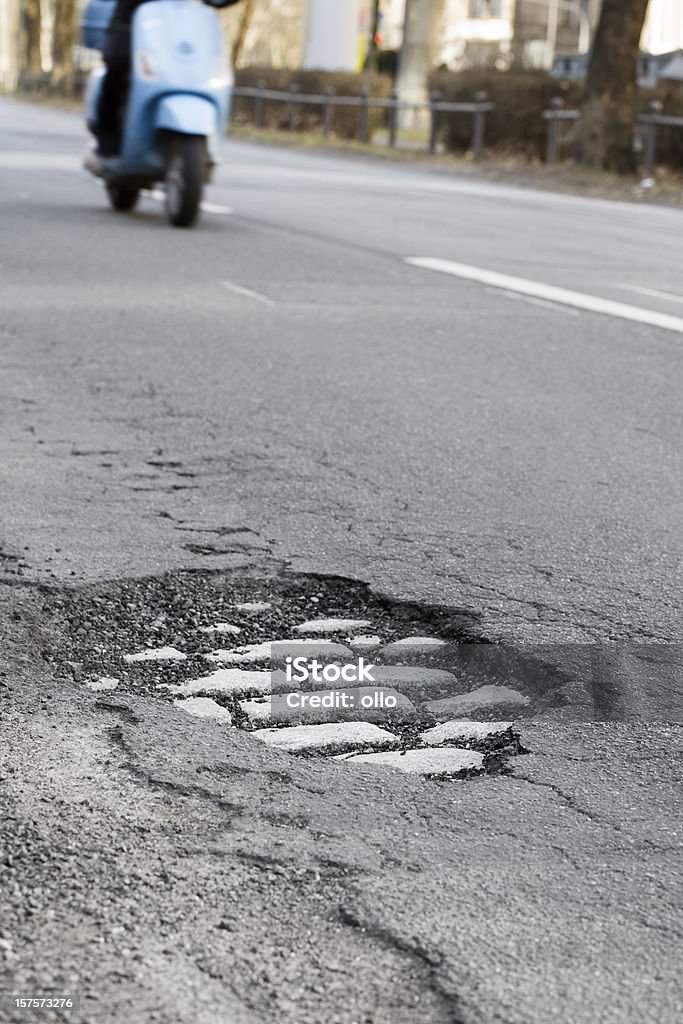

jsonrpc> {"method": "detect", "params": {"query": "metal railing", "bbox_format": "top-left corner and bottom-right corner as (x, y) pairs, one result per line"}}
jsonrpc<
(542, 97), (580, 164)
(16, 69), (88, 98)
(638, 102), (683, 176)
(232, 83), (495, 160)
(14, 71), (683, 174)
(543, 96), (683, 173)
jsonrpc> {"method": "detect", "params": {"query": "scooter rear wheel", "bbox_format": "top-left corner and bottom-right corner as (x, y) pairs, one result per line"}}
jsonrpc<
(165, 136), (204, 228)
(106, 183), (140, 212)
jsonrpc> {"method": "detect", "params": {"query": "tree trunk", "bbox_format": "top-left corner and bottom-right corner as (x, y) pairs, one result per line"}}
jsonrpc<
(575, 0), (650, 173)
(0, 0), (22, 89)
(396, 0), (446, 129)
(510, 0), (526, 67)
(51, 0), (77, 88)
(231, 0), (255, 68)
(19, 0), (43, 73)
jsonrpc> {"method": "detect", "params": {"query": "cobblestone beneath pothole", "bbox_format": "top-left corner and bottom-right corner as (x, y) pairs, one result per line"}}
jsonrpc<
(293, 618), (372, 635)
(334, 747), (485, 776)
(420, 720), (514, 745)
(240, 688), (419, 727)
(251, 722), (400, 755)
(173, 696), (233, 724)
(164, 668), (272, 697)
(422, 685), (530, 719)
(368, 666), (460, 699)
(347, 635), (383, 651)
(85, 676), (119, 692)
(40, 570), (531, 781)
(379, 637), (448, 660)
(124, 645), (187, 663)
(203, 641), (273, 665)
(205, 639), (355, 666)
(233, 601), (272, 613)
(197, 622), (241, 635)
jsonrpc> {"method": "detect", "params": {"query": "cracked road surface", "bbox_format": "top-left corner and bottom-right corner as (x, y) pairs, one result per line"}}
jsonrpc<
(1, 97), (682, 1023)
(2, 607), (682, 1024)
(1, 98), (681, 644)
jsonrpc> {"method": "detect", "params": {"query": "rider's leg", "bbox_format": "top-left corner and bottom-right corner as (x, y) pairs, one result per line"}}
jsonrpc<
(95, 19), (131, 156)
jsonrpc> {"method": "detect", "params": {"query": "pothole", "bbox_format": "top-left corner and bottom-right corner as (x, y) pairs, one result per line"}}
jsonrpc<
(37, 569), (549, 779)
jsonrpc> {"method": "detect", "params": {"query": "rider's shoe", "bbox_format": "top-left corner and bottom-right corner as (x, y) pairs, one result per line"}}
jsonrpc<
(83, 146), (103, 175)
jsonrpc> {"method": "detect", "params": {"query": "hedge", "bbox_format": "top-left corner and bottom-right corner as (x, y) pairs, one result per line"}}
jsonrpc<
(233, 66), (683, 168)
(232, 68), (393, 140)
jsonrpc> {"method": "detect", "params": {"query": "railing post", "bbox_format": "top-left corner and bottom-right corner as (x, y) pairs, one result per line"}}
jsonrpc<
(322, 86), (335, 138)
(546, 96), (564, 164)
(288, 83), (300, 132)
(472, 90), (488, 162)
(644, 99), (662, 177)
(255, 78), (267, 128)
(388, 89), (399, 148)
(358, 88), (370, 143)
(429, 90), (441, 154)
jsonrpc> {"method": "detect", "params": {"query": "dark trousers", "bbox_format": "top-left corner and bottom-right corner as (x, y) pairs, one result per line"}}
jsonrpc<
(95, 13), (133, 153)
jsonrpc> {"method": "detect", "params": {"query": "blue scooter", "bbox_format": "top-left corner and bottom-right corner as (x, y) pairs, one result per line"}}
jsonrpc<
(82, 0), (234, 226)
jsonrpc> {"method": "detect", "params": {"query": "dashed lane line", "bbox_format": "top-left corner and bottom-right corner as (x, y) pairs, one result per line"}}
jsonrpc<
(220, 280), (276, 307)
(406, 256), (683, 336)
(619, 283), (683, 306)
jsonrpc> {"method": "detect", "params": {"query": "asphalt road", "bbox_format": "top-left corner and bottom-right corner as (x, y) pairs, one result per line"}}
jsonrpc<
(1, 97), (681, 648)
(1, 97), (683, 1024)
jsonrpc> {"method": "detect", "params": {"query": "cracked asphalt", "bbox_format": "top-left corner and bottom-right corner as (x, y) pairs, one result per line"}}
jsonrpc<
(1, 97), (682, 1023)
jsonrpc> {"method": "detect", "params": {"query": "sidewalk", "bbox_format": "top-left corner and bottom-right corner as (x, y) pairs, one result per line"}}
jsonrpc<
(229, 123), (683, 209)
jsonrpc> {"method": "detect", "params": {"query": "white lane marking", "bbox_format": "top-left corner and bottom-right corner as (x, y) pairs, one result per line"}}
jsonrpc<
(201, 199), (234, 215)
(619, 283), (683, 306)
(407, 257), (683, 336)
(146, 189), (233, 215)
(498, 289), (579, 316)
(221, 280), (275, 306)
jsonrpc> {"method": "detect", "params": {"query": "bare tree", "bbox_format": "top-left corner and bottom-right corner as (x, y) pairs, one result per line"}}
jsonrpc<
(396, 0), (446, 127)
(230, 0), (255, 67)
(510, 0), (526, 67)
(0, 0), (21, 89)
(223, 0), (303, 69)
(19, 0), (43, 73)
(576, 0), (651, 172)
(51, 0), (77, 87)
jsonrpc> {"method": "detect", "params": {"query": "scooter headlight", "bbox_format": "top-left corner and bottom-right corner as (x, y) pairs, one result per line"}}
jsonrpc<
(137, 51), (158, 81)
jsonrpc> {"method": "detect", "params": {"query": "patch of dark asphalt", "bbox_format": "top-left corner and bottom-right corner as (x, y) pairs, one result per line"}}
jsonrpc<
(33, 567), (484, 696)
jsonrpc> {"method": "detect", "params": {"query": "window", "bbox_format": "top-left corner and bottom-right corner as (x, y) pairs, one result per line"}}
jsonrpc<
(469, 0), (502, 17)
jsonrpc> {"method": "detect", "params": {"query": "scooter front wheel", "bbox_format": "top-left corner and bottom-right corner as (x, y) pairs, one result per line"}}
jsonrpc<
(106, 182), (140, 212)
(164, 136), (204, 228)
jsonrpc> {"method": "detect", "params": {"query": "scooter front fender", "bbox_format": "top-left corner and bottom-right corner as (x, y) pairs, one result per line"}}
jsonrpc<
(156, 94), (217, 137)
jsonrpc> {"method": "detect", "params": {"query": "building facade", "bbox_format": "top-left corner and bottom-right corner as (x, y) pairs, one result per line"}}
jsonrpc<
(209, 0), (683, 73)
